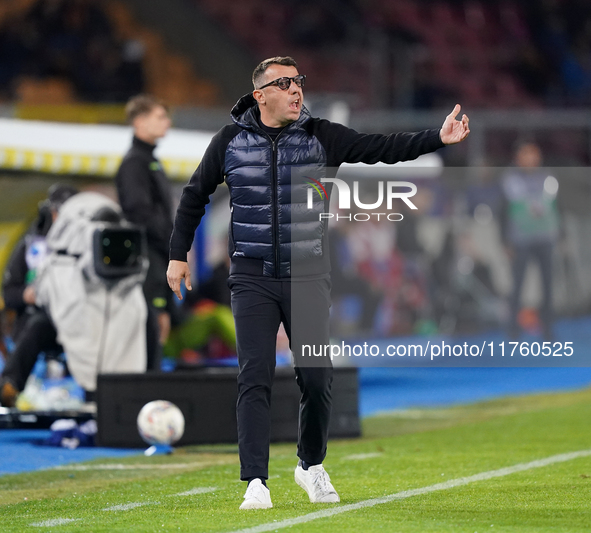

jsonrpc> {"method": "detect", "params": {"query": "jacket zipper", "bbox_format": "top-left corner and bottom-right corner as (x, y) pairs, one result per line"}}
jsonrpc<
(264, 129), (286, 278)
(228, 180), (236, 256)
(271, 138), (279, 277)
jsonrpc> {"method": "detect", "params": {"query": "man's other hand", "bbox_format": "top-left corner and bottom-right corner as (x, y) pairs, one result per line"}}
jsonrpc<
(157, 311), (171, 344)
(167, 260), (192, 300)
(440, 104), (470, 145)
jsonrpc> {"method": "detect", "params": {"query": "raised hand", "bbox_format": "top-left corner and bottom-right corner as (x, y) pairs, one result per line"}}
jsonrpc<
(440, 104), (470, 145)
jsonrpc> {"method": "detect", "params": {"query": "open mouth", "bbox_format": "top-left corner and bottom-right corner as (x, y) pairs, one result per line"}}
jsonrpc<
(289, 99), (300, 111)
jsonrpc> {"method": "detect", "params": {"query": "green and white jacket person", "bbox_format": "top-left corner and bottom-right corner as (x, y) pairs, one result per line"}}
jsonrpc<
(501, 169), (559, 246)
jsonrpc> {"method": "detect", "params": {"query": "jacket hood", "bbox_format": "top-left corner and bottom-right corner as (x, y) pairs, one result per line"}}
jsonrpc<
(230, 93), (311, 131)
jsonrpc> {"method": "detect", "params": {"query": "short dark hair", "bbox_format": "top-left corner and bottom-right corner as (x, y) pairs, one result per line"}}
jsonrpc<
(252, 56), (298, 89)
(513, 136), (538, 152)
(47, 183), (78, 210)
(125, 94), (168, 123)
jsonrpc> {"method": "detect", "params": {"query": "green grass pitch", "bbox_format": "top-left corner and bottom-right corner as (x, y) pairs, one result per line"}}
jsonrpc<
(2, 388), (591, 532)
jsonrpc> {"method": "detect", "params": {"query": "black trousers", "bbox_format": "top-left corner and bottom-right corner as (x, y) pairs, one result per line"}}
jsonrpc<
(229, 276), (333, 481)
(143, 247), (172, 371)
(509, 242), (554, 339)
(1, 310), (60, 391)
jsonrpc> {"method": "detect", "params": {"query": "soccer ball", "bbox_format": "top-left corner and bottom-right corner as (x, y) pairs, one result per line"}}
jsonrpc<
(137, 400), (185, 445)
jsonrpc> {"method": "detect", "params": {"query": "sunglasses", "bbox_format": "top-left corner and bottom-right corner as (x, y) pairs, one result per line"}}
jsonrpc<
(257, 75), (306, 91)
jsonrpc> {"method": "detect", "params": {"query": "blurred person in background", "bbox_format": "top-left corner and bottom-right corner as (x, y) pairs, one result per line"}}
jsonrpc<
(501, 141), (559, 340)
(34, 191), (149, 396)
(0, 184), (78, 407)
(115, 94), (173, 371)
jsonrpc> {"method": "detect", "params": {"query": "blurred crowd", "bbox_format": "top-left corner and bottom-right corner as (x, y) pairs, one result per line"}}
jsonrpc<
(0, 0), (144, 101)
(1, 0), (590, 108)
(515, 0), (591, 106)
(198, 0), (591, 109)
(328, 140), (569, 340)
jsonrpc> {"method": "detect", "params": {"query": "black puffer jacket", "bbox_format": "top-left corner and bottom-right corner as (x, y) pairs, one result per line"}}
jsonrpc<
(170, 94), (444, 279)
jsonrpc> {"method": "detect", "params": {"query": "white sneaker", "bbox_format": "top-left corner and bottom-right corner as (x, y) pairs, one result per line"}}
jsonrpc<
(239, 478), (273, 509)
(295, 462), (340, 503)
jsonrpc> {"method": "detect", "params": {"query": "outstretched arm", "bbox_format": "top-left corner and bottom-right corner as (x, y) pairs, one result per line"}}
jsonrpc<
(314, 120), (444, 167)
(439, 104), (470, 145)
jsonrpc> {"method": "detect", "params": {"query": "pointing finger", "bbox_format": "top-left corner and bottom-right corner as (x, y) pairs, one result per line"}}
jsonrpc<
(168, 274), (182, 300)
(448, 104), (461, 118)
(173, 282), (183, 301)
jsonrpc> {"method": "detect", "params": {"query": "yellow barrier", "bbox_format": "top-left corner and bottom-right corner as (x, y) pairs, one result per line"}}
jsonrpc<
(15, 104), (127, 124)
(0, 147), (200, 181)
(0, 221), (29, 309)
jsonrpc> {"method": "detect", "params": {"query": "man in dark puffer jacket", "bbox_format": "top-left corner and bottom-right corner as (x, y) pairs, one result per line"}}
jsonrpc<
(167, 56), (470, 509)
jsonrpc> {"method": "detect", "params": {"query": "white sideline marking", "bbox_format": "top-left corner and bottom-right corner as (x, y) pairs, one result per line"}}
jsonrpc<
(31, 518), (80, 527)
(53, 462), (209, 471)
(228, 449), (591, 533)
(30, 489), (218, 526)
(342, 453), (383, 461)
(173, 487), (218, 496)
(375, 408), (455, 419)
(103, 501), (158, 511)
